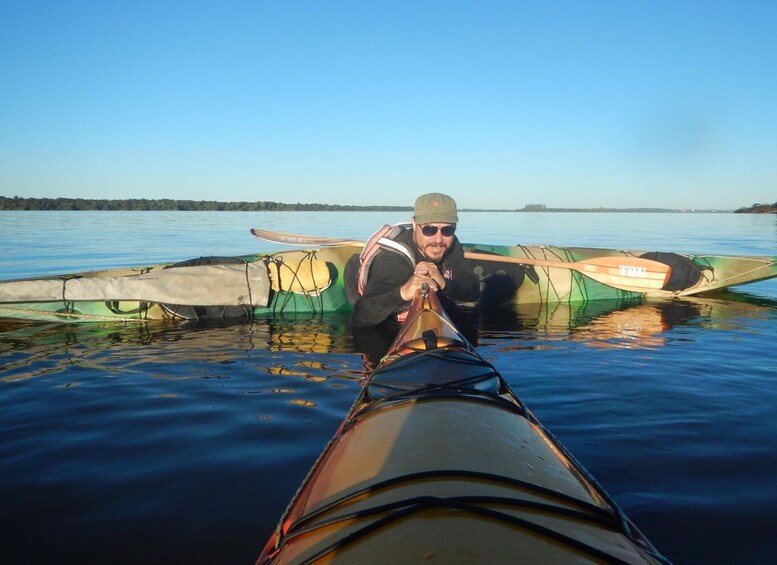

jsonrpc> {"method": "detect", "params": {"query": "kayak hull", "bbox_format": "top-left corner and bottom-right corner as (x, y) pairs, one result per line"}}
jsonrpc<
(1, 242), (774, 322)
(0, 247), (355, 322)
(263, 397), (662, 563)
(468, 244), (777, 305)
(258, 289), (667, 563)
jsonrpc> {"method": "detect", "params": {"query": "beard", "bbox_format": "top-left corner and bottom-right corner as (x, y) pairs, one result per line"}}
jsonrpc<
(421, 242), (448, 262)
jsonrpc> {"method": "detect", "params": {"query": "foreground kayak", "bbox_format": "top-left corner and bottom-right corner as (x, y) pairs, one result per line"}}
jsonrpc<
(258, 285), (668, 563)
(1, 236), (775, 322)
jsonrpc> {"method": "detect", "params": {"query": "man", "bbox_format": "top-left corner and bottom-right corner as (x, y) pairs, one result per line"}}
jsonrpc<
(352, 192), (480, 327)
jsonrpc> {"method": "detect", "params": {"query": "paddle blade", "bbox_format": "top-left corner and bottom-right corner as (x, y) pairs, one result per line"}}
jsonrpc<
(576, 256), (671, 292)
(250, 228), (361, 247)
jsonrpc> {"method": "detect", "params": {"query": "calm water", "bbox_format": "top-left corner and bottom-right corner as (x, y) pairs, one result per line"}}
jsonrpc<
(1, 211), (776, 564)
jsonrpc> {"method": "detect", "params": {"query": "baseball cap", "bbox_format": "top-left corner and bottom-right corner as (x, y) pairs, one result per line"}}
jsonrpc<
(413, 193), (458, 224)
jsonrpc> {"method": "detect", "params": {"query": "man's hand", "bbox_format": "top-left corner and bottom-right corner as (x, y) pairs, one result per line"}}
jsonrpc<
(399, 262), (446, 301)
(415, 262), (447, 289)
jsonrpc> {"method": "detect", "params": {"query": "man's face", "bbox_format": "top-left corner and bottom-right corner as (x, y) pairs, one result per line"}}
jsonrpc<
(412, 220), (456, 262)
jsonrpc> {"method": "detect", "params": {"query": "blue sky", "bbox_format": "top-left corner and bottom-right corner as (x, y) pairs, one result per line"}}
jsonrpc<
(1, 1), (775, 210)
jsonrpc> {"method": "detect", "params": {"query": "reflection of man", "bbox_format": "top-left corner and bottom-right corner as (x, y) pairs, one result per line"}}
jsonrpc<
(352, 193), (480, 327)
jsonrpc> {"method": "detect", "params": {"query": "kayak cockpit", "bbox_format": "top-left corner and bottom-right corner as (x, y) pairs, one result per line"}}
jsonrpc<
(366, 284), (503, 399)
(366, 349), (504, 399)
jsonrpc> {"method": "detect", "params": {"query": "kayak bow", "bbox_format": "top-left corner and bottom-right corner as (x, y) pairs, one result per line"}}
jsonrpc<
(258, 285), (669, 564)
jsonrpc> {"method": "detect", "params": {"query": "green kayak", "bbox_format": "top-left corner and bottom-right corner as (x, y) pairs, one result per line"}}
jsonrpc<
(467, 242), (777, 305)
(0, 236), (775, 322)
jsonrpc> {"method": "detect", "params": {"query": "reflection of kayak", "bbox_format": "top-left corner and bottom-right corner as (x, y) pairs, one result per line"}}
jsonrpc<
(570, 294), (777, 349)
(0, 313), (355, 384)
(4, 291), (771, 361)
(1, 236), (775, 322)
(486, 292), (777, 349)
(257, 286), (668, 563)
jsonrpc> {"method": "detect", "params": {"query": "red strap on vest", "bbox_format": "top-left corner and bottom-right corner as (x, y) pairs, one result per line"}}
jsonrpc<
(357, 223), (415, 295)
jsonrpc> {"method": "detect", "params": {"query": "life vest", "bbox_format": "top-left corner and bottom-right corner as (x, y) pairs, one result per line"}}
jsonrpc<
(356, 222), (416, 295)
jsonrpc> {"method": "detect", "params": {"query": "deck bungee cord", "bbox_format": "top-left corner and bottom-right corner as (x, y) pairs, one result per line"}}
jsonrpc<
(266, 251), (332, 316)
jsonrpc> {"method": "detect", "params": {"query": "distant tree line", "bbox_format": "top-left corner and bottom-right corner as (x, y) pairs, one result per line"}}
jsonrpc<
(518, 204), (695, 213)
(0, 196), (412, 212)
(734, 202), (777, 214)
(3, 195), (768, 212)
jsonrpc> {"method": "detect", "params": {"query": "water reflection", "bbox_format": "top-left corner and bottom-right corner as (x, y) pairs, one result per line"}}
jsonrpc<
(266, 317), (350, 353)
(470, 292), (777, 351)
(3, 293), (774, 381)
(1, 293), (775, 564)
(0, 313), (361, 384)
(351, 302), (482, 371)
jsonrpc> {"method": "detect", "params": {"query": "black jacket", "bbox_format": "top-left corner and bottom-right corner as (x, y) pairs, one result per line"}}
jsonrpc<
(352, 228), (480, 326)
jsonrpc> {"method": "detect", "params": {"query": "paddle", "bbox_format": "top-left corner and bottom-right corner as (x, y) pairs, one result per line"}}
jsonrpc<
(250, 228), (672, 293)
(251, 228), (364, 247)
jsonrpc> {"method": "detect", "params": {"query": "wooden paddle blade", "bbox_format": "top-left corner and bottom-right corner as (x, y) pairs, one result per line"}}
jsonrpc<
(576, 256), (672, 291)
(578, 257), (672, 292)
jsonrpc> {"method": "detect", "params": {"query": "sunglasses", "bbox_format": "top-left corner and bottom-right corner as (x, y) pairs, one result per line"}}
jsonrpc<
(420, 224), (456, 237)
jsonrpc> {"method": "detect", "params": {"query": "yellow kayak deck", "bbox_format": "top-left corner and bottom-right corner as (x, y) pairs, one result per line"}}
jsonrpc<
(259, 289), (667, 563)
